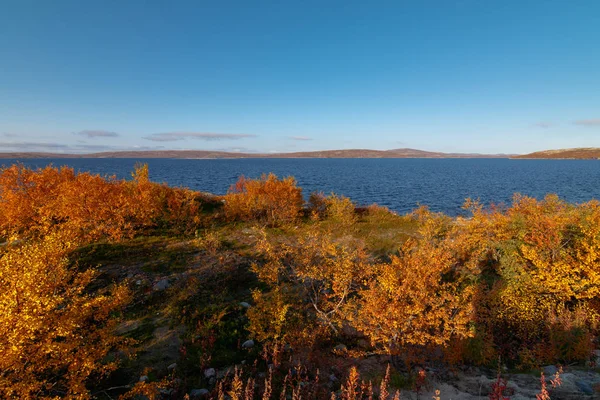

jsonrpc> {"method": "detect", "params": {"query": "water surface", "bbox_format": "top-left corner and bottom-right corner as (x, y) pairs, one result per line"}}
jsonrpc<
(2, 158), (599, 216)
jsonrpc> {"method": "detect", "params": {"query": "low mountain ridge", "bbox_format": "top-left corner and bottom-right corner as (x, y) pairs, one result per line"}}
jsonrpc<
(513, 147), (600, 159)
(0, 148), (512, 159)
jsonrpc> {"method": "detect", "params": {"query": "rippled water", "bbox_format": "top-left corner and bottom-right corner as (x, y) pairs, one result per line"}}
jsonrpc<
(2, 158), (600, 216)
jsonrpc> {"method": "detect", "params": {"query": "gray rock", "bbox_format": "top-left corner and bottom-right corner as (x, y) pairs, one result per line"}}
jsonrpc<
(242, 339), (255, 348)
(239, 302), (251, 308)
(329, 374), (338, 382)
(204, 368), (216, 378)
(333, 343), (347, 352)
(139, 375), (149, 382)
(167, 362), (177, 371)
(575, 380), (594, 395)
(153, 278), (170, 291)
(190, 388), (210, 398)
(543, 365), (558, 376)
(217, 367), (233, 379)
(114, 320), (141, 335)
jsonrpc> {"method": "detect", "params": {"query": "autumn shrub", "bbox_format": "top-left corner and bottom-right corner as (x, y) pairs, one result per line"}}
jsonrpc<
(248, 228), (372, 355)
(449, 195), (600, 366)
(307, 192), (357, 227)
(248, 212), (478, 368)
(0, 164), (209, 241)
(251, 195), (600, 369)
(247, 286), (306, 345)
(324, 194), (357, 227)
(0, 231), (131, 399)
(0, 163), (216, 397)
(0, 163), (150, 240)
(224, 173), (303, 225)
(353, 208), (476, 368)
(307, 191), (328, 220)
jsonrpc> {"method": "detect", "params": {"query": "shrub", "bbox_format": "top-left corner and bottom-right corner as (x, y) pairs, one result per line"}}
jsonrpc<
(0, 164), (208, 241)
(248, 228), (371, 353)
(354, 209), (475, 367)
(0, 232), (131, 398)
(324, 194), (357, 227)
(451, 195), (600, 366)
(224, 173), (303, 225)
(307, 192), (357, 226)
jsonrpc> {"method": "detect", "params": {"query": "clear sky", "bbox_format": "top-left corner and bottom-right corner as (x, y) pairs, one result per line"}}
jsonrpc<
(1, 0), (599, 154)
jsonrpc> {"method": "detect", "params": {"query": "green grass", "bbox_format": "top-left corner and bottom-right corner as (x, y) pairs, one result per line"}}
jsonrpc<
(123, 317), (157, 343)
(74, 235), (199, 272)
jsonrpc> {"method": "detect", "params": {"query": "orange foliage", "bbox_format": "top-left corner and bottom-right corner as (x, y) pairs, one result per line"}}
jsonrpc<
(354, 208), (475, 363)
(0, 164), (211, 397)
(224, 174), (303, 225)
(0, 163), (208, 241)
(250, 194), (600, 368)
(451, 195), (600, 365)
(0, 231), (131, 399)
(307, 192), (357, 226)
(249, 228), (372, 348)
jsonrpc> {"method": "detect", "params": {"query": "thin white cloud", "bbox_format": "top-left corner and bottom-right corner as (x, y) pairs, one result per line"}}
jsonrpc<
(288, 136), (313, 141)
(144, 132), (257, 142)
(215, 147), (259, 153)
(0, 142), (164, 154)
(75, 129), (119, 138)
(0, 142), (70, 151)
(532, 122), (553, 129)
(573, 119), (600, 127)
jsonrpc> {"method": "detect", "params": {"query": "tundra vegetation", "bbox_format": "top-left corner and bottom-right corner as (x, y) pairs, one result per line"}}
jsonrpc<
(0, 164), (596, 399)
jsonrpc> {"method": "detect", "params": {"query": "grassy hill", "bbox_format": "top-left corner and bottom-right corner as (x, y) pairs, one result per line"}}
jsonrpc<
(0, 148), (512, 159)
(513, 147), (600, 159)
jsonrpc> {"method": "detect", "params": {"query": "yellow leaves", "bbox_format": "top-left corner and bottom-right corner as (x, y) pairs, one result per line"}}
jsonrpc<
(248, 288), (294, 343)
(356, 248), (474, 352)
(0, 229), (131, 398)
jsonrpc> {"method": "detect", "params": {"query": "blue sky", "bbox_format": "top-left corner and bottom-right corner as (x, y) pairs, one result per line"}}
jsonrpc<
(1, 0), (599, 154)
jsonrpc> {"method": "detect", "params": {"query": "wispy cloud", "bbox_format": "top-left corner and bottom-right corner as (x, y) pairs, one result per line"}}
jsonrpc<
(573, 119), (600, 127)
(0, 142), (70, 151)
(75, 129), (120, 138)
(288, 136), (312, 141)
(0, 142), (163, 154)
(215, 147), (259, 153)
(532, 121), (553, 129)
(144, 132), (257, 142)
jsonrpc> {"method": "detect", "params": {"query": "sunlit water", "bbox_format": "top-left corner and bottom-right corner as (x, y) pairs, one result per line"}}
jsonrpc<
(2, 158), (600, 216)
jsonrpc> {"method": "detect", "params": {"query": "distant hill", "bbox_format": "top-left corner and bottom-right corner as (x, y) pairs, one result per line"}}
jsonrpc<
(513, 148), (600, 159)
(0, 148), (513, 159)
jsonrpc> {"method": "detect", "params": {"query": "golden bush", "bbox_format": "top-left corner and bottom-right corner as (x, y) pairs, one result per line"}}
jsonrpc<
(224, 173), (303, 225)
(0, 232), (131, 399)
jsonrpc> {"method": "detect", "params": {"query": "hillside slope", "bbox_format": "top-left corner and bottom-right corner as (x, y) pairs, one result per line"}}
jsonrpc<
(513, 148), (600, 159)
(0, 148), (512, 159)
